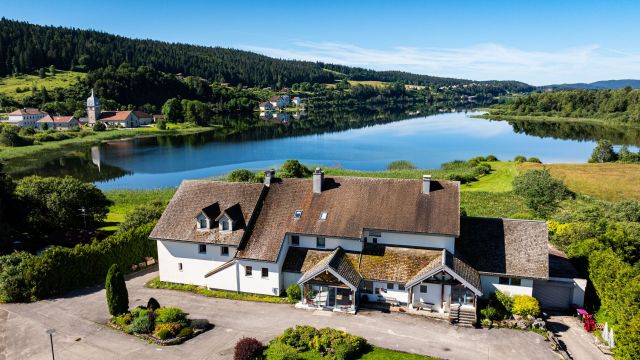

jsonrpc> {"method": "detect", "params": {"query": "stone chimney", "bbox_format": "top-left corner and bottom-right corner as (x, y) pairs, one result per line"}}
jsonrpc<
(422, 175), (431, 194)
(313, 168), (324, 194)
(264, 169), (275, 187)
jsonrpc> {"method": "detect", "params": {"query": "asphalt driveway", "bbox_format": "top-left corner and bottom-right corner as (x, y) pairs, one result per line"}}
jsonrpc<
(0, 269), (559, 360)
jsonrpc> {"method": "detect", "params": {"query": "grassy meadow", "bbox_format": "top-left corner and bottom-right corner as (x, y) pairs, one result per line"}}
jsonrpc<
(0, 70), (85, 101)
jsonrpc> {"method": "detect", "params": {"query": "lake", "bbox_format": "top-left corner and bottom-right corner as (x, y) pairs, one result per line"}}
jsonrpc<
(10, 111), (640, 189)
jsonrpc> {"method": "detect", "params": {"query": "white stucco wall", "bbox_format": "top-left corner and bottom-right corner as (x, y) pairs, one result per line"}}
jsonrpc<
(291, 234), (362, 252)
(369, 281), (409, 304)
(365, 230), (455, 253)
(237, 260), (282, 295)
(410, 283), (451, 312)
(480, 275), (533, 297)
(157, 240), (235, 286)
(283, 271), (302, 289)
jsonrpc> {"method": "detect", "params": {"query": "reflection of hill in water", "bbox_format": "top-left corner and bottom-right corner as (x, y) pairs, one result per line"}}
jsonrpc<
(506, 119), (640, 145)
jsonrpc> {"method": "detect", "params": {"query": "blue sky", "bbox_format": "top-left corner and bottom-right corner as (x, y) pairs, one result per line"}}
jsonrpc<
(2, 0), (639, 85)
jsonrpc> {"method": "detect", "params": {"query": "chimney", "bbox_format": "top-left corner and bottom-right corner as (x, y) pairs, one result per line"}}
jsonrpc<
(422, 175), (431, 194)
(264, 169), (275, 187)
(313, 168), (324, 194)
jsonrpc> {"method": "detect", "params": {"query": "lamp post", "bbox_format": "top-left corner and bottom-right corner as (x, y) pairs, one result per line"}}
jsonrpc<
(45, 328), (55, 360)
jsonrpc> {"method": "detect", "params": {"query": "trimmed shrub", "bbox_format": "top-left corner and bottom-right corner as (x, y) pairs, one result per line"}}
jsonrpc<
(177, 326), (193, 338)
(234, 337), (264, 360)
(147, 297), (161, 311)
(127, 313), (153, 334)
(285, 284), (301, 304)
(386, 160), (416, 171)
(155, 306), (188, 326)
(264, 341), (300, 360)
(105, 264), (128, 316)
(155, 328), (172, 340)
(514, 155), (526, 163)
(512, 295), (541, 317)
(228, 169), (255, 182)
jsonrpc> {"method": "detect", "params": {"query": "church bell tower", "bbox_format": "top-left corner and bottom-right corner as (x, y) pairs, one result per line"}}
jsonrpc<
(86, 89), (101, 124)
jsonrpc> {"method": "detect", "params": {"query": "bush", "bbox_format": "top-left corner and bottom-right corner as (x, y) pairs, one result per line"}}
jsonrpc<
(279, 325), (317, 351)
(279, 160), (311, 178)
(155, 306), (188, 326)
(127, 313), (153, 334)
(512, 169), (570, 217)
(589, 140), (617, 163)
(178, 326), (193, 338)
(285, 284), (301, 304)
(118, 201), (164, 232)
(147, 297), (161, 311)
(0, 252), (35, 303)
(190, 318), (210, 330)
(154, 322), (182, 336)
(527, 157), (542, 163)
(228, 169), (255, 182)
(277, 326), (368, 358)
(514, 155), (526, 163)
(386, 160), (416, 171)
(234, 337), (264, 360)
(130, 306), (150, 318)
(486, 155), (498, 161)
(264, 341), (300, 360)
(93, 122), (106, 131)
(512, 295), (541, 317)
(105, 264), (129, 316)
(114, 313), (132, 327)
(19, 127), (35, 136)
(0, 222), (157, 301)
(494, 290), (514, 314)
(473, 162), (492, 176)
(156, 119), (167, 130)
(480, 306), (500, 321)
(155, 328), (172, 340)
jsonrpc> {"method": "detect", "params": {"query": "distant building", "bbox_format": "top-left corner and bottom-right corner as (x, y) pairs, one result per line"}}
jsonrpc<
(5, 108), (48, 127)
(153, 114), (165, 123)
(86, 90), (141, 128)
(133, 111), (154, 125)
(259, 102), (274, 111)
(269, 95), (290, 108)
(37, 115), (80, 130)
(292, 96), (303, 106)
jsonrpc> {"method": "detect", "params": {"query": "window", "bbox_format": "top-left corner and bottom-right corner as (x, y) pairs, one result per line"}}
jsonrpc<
(511, 278), (522, 286)
(221, 246), (229, 256)
(363, 237), (367, 243)
(316, 237), (325, 248)
(372, 238), (378, 244)
(198, 217), (207, 229)
(221, 219), (229, 231)
(198, 244), (207, 254)
(245, 266), (252, 276)
(369, 231), (381, 237)
(499, 277), (522, 286)
(294, 210), (303, 219)
(262, 268), (269, 278)
(319, 211), (328, 220)
(398, 284), (405, 291)
(291, 235), (300, 246)
(499, 277), (509, 285)
(420, 285), (428, 293)
(178, 263), (183, 271)
(363, 280), (374, 293)
(387, 283), (395, 290)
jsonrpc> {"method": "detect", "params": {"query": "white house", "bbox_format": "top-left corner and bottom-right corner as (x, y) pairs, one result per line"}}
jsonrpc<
(37, 115), (80, 130)
(259, 102), (274, 111)
(150, 170), (586, 323)
(134, 111), (154, 125)
(269, 95), (290, 108)
(292, 97), (303, 106)
(4, 108), (48, 127)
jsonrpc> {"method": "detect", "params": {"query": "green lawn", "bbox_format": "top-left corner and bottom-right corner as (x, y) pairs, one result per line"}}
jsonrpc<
(460, 161), (518, 192)
(101, 188), (176, 230)
(145, 276), (289, 304)
(0, 71), (86, 101)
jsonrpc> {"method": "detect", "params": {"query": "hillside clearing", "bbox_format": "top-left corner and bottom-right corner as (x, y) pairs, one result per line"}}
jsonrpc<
(0, 70), (86, 101)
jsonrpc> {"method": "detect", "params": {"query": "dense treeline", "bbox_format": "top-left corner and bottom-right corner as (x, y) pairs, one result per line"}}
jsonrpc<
(491, 88), (640, 123)
(0, 18), (531, 93)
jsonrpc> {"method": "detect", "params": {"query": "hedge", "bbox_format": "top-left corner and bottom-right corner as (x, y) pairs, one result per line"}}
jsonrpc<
(0, 221), (157, 302)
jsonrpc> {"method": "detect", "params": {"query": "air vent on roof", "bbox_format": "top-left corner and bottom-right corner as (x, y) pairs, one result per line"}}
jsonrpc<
(294, 210), (303, 219)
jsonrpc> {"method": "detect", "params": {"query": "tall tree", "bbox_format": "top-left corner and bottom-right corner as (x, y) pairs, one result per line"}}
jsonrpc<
(105, 264), (128, 316)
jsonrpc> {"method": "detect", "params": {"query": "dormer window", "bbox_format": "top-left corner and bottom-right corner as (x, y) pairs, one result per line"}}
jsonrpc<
(218, 215), (232, 232)
(294, 210), (303, 219)
(221, 219), (229, 231)
(196, 213), (209, 230)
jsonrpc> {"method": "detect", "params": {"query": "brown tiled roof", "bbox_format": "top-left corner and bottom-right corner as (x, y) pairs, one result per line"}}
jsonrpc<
(548, 245), (581, 279)
(133, 111), (152, 119)
(237, 177), (459, 262)
(456, 217), (549, 279)
(259, 102), (271, 106)
(98, 111), (132, 121)
(9, 108), (46, 116)
(297, 248), (362, 288)
(150, 180), (264, 246)
(37, 115), (76, 123)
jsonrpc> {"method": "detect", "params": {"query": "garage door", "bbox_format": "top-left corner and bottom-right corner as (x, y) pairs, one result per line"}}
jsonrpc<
(533, 280), (573, 309)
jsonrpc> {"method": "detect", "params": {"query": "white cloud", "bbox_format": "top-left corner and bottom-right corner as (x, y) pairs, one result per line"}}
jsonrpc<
(241, 42), (640, 85)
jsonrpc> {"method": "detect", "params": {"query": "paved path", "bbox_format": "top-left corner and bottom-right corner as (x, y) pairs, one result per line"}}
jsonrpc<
(0, 270), (560, 360)
(547, 316), (612, 360)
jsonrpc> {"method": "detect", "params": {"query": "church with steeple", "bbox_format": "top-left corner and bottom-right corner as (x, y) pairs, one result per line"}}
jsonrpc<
(85, 90), (153, 128)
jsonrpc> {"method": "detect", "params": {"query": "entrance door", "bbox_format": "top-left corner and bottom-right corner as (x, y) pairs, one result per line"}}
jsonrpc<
(455, 286), (473, 305)
(327, 287), (336, 307)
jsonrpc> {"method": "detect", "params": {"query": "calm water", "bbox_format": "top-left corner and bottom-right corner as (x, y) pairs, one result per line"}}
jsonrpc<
(11, 111), (640, 189)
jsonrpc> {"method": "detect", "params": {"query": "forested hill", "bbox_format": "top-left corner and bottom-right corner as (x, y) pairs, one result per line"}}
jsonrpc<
(541, 79), (640, 90)
(0, 18), (531, 90)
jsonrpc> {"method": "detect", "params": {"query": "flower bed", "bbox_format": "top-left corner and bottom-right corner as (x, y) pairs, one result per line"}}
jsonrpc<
(108, 305), (211, 345)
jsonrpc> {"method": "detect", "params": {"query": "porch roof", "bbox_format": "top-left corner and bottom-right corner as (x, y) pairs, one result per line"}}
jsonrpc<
(297, 247), (362, 290)
(406, 250), (482, 295)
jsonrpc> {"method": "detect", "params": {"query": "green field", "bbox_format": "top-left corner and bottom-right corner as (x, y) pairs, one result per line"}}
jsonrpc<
(0, 70), (86, 101)
(102, 188), (176, 230)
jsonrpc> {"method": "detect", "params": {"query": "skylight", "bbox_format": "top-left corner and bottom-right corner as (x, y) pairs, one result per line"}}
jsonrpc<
(294, 210), (303, 219)
(319, 211), (328, 220)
